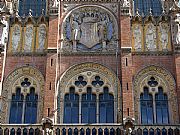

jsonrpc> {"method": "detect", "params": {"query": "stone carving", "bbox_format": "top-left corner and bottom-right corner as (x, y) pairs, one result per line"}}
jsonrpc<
(0, 16), (8, 46)
(50, 0), (59, 8)
(63, 6), (117, 52)
(12, 25), (21, 52)
(175, 13), (180, 44)
(159, 23), (169, 50)
(25, 25), (33, 52)
(146, 24), (157, 51)
(38, 24), (46, 51)
(133, 25), (142, 51)
(123, 0), (130, 7)
(175, 0), (180, 8)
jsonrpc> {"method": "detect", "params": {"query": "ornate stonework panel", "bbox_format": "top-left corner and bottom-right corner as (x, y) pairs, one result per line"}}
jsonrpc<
(158, 23), (171, 51)
(11, 24), (21, 52)
(145, 23), (157, 51)
(133, 66), (178, 124)
(57, 63), (121, 123)
(62, 5), (118, 52)
(24, 24), (34, 52)
(37, 24), (47, 52)
(132, 24), (143, 52)
(0, 66), (45, 123)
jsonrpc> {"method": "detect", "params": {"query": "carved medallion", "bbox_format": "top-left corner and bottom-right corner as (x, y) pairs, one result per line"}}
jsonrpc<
(62, 6), (118, 52)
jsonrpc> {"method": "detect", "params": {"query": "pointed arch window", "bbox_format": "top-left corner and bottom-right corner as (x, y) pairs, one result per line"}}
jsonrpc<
(140, 86), (169, 124)
(18, 0), (46, 16)
(24, 87), (38, 123)
(81, 87), (96, 123)
(134, 0), (162, 16)
(140, 87), (154, 124)
(99, 87), (114, 123)
(155, 87), (169, 124)
(9, 87), (38, 124)
(64, 87), (79, 123)
(9, 88), (24, 123)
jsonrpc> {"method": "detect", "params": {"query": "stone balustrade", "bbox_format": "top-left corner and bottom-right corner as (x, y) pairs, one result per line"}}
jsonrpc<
(0, 124), (180, 135)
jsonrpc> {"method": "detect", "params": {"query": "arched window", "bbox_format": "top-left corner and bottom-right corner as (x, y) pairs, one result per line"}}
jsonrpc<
(24, 87), (38, 123)
(9, 88), (24, 123)
(140, 87), (154, 124)
(155, 87), (169, 124)
(81, 87), (96, 123)
(18, 0), (46, 16)
(64, 87), (79, 123)
(99, 87), (114, 123)
(134, 0), (162, 16)
(9, 87), (38, 123)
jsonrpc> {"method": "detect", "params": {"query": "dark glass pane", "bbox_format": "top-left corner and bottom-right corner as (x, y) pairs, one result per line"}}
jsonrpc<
(140, 88), (153, 124)
(64, 92), (79, 123)
(0, 128), (2, 135)
(92, 128), (96, 135)
(162, 129), (167, 135)
(24, 88), (38, 124)
(134, 0), (162, 16)
(29, 128), (34, 135)
(143, 129), (148, 135)
(99, 88), (114, 123)
(74, 128), (78, 135)
(18, 0), (46, 16)
(23, 128), (28, 135)
(17, 128), (21, 135)
(9, 88), (23, 124)
(56, 128), (60, 135)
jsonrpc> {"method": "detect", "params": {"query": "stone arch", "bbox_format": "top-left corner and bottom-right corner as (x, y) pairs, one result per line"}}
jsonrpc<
(1, 66), (45, 123)
(133, 65), (178, 124)
(56, 62), (121, 123)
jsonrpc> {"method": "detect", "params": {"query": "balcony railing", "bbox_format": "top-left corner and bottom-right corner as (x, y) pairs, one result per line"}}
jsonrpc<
(0, 124), (180, 135)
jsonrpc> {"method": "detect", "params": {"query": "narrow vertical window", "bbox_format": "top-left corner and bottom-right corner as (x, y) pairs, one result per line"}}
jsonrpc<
(140, 87), (154, 124)
(49, 82), (51, 90)
(125, 58), (128, 66)
(24, 87), (38, 123)
(99, 87), (114, 123)
(81, 87), (96, 123)
(9, 88), (24, 123)
(51, 59), (53, 67)
(64, 87), (79, 123)
(155, 87), (169, 124)
(126, 83), (129, 90)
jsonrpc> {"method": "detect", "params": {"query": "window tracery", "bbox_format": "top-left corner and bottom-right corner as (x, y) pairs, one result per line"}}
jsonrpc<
(140, 76), (169, 124)
(9, 77), (39, 124)
(62, 72), (115, 123)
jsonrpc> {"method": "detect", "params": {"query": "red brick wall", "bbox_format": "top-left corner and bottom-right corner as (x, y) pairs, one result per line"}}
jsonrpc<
(120, 16), (131, 48)
(48, 17), (59, 48)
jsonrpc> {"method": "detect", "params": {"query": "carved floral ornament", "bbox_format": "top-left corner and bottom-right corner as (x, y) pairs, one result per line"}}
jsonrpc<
(56, 63), (121, 123)
(61, 6), (118, 52)
(133, 66), (178, 124)
(0, 66), (45, 123)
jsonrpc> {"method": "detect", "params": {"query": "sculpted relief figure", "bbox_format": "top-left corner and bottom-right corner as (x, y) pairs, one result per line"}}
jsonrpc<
(175, 14), (180, 44)
(25, 26), (33, 51)
(146, 24), (157, 51)
(24, 25), (33, 52)
(160, 24), (169, 50)
(12, 25), (21, 52)
(133, 25), (142, 51)
(63, 7), (116, 51)
(38, 25), (46, 51)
